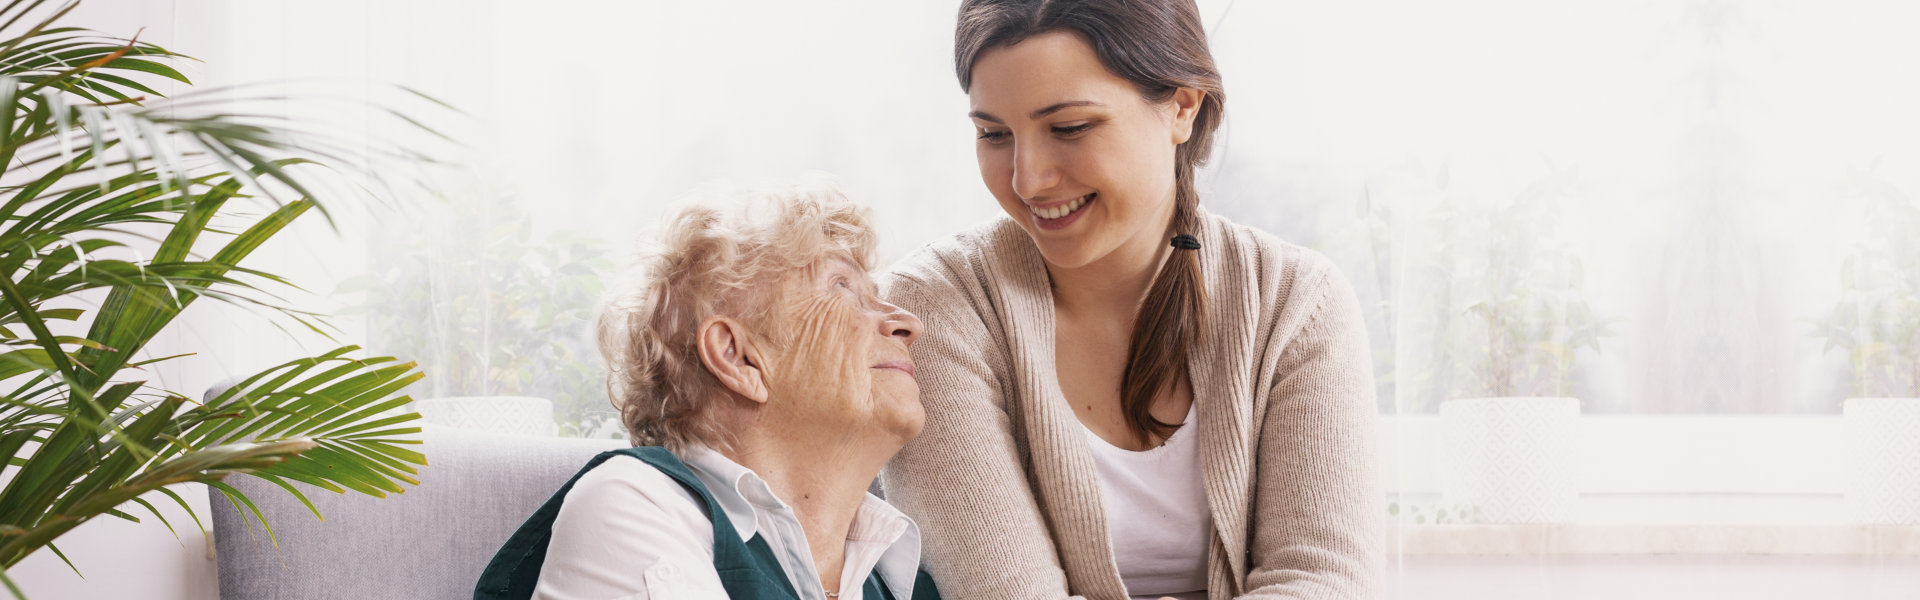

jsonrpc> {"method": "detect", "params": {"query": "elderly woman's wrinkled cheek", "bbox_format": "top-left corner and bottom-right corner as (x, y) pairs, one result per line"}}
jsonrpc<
(767, 294), (874, 413)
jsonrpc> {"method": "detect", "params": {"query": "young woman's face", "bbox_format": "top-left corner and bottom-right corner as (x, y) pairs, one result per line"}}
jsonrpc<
(968, 31), (1199, 271)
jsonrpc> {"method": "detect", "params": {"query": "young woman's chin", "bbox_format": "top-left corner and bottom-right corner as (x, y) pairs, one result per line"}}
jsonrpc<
(1031, 238), (1108, 270)
(1026, 214), (1169, 273)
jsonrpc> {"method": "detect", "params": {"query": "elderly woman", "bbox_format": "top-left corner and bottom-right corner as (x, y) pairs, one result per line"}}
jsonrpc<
(474, 180), (939, 600)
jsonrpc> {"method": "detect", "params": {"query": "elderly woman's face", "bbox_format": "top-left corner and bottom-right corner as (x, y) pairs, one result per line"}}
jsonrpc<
(761, 254), (924, 444)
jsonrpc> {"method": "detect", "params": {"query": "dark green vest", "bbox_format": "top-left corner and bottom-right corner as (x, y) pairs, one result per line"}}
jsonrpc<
(474, 446), (938, 600)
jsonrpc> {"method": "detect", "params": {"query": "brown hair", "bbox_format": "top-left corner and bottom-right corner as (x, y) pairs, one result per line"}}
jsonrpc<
(956, 0), (1224, 445)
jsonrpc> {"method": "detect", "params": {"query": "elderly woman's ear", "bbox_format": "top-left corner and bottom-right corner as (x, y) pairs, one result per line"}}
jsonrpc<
(696, 315), (771, 405)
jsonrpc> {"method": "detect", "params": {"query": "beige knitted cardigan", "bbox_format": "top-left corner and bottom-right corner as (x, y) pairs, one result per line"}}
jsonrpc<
(878, 209), (1382, 600)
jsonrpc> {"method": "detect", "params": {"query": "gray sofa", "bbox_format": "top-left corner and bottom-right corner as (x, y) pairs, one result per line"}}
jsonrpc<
(209, 425), (624, 599)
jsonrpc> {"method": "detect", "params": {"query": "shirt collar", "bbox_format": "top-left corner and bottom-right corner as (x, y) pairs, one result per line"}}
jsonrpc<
(680, 445), (924, 597)
(681, 445), (774, 543)
(854, 494), (924, 600)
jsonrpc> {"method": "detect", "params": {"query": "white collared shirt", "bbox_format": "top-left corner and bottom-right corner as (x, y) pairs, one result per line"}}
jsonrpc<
(532, 446), (923, 600)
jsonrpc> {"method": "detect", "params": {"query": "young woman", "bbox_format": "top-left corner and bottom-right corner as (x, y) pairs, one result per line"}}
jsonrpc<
(879, 1), (1381, 598)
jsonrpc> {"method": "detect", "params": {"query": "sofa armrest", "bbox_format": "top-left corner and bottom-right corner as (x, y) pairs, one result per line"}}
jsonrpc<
(210, 425), (624, 600)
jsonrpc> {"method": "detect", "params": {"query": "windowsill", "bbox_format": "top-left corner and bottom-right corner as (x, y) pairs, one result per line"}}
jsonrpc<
(1390, 523), (1920, 555)
(1380, 415), (1920, 555)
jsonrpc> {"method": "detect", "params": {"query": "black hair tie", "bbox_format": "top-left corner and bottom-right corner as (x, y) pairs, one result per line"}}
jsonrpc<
(1170, 234), (1201, 251)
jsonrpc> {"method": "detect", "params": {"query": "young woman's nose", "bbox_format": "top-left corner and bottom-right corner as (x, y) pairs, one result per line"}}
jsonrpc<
(1010, 140), (1062, 201)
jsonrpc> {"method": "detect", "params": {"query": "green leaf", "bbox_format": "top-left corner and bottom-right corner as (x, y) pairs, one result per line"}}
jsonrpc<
(127, 496), (175, 538)
(0, 348), (54, 380)
(43, 542), (75, 577)
(0, 382), (143, 530)
(0, 564), (26, 599)
(152, 485), (205, 539)
(50, 395), (185, 518)
(207, 479), (276, 550)
(0, 273), (76, 381)
(0, 0), (78, 66)
(246, 472), (320, 522)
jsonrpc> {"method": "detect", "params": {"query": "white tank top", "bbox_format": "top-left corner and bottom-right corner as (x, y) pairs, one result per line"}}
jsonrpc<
(1082, 404), (1210, 600)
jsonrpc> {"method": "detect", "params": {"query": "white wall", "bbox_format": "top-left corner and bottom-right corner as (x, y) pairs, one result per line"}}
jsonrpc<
(10, 488), (216, 600)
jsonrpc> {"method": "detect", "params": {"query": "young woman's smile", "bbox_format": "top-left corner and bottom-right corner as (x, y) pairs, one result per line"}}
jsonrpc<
(1029, 192), (1097, 230)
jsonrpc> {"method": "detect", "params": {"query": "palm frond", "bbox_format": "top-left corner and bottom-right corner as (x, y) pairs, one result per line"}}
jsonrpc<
(0, 0), (448, 584)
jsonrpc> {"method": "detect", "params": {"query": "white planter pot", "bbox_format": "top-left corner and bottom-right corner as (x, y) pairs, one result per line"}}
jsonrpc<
(1843, 397), (1920, 524)
(1438, 397), (1580, 523)
(413, 396), (556, 437)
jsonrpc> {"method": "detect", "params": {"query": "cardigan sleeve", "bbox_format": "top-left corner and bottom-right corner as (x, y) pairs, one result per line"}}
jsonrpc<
(1242, 265), (1384, 599)
(878, 264), (1086, 600)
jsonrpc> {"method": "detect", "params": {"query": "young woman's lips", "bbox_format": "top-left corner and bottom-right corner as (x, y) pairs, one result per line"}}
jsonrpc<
(873, 361), (915, 378)
(1030, 193), (1095, 231)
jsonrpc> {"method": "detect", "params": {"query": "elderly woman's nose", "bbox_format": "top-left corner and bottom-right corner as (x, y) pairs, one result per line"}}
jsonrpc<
(878, 301), (922, 347)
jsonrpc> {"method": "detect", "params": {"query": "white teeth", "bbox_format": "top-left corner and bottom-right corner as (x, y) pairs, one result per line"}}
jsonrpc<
(1033, 194), (1091, 220)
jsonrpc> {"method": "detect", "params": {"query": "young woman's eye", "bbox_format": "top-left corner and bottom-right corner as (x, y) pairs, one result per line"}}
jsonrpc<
(1052, 123), (1093, 136)
(977, 130), (1010, 143)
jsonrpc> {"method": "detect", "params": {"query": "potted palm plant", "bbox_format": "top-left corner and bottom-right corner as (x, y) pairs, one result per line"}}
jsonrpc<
(1433, 168), (1614, 524)
(1811, 169), (1920, 525)
(0, 1), (436, 593)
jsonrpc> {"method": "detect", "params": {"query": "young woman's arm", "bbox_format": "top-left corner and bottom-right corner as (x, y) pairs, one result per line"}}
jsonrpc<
(879, 265), (1086, 600)
(1243, 265), (1384, 599)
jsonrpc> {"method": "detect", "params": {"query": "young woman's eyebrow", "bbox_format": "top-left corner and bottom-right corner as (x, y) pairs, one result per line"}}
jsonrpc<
(969, 100), (1106, 123)
(968, 110), (1003, 124)
(1030, 100), (1102, 118)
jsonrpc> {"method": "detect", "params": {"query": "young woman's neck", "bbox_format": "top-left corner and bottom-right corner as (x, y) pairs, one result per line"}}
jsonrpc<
(1047, 247), (1168, 317)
